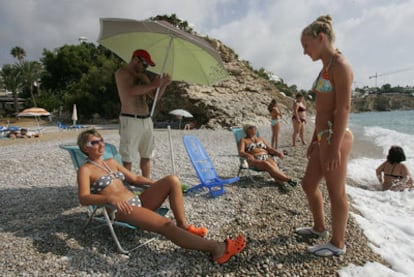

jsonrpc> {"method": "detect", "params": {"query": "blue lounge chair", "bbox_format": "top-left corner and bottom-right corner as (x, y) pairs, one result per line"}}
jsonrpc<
(60, 142), (168, 254)
(71, 124), (85, 129)
(183, 135), (240, 197)
(57, 121), (70, 130)
(0, 126), (8, 136)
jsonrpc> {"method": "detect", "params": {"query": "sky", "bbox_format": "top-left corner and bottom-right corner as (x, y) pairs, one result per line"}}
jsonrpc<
(1, 0), (414, 90)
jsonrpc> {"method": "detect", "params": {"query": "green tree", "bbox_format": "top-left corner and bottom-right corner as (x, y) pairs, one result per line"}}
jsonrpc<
(10, 46), (26, 62)
(381, 83), (392, 92)
(18, 60), (43, 107)
(0, 64), (22, 115)
(40, 43), (123, 119)
(151, 14), (193, 32)
(255, 68), (270, 80)
(41, 43), (99, 92)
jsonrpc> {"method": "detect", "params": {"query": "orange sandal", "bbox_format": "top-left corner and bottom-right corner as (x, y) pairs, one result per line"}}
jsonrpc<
(186, 224), (208, 237)
(214, 235), (247, 264)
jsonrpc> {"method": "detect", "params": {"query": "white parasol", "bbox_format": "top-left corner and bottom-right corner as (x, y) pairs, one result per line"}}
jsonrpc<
(71, 104), (78, 126)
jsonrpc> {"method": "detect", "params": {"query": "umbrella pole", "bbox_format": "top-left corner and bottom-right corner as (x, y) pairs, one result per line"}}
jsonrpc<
(150, 36), (174, 117)
(168, 125), (176, 175)
(35, 116), (41, 134)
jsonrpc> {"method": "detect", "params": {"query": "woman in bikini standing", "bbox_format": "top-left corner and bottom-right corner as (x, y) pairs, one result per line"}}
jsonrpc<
(294, 15), (354, 257)
(291, 93), (307, 146)
(268, 99), (282, 149)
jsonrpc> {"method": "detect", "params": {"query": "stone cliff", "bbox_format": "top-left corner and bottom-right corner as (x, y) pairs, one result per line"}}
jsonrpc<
(152, 38), (312, 129)
(351, 94), (414, 112)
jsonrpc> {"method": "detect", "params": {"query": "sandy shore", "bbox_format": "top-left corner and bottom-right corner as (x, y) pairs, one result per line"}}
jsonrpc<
(0, 123), (387, 276)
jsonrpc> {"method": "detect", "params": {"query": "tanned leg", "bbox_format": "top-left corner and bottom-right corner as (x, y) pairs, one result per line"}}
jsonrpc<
(140, 158), (151, 178)
(301, 144), (326, 232)
(323, 132), (353, 249)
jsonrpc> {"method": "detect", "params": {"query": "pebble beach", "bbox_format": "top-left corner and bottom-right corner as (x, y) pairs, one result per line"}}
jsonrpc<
(0, 123), (388, 276)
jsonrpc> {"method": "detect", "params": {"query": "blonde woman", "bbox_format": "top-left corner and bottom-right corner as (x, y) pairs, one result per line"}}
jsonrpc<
(295, 15), (354, 257)
(77, 129), (246, 264)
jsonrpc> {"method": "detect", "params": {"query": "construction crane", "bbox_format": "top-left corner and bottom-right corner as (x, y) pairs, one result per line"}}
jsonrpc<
(369, 67), (412, 87)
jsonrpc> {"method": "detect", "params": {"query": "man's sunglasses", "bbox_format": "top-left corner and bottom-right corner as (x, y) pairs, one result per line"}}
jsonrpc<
(86, 138), (104, 147)
(138, 57), (148, 68)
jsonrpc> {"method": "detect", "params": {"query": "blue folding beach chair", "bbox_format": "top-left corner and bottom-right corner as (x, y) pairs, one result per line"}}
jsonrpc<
(183, 135), (240, 197)
(60, 143), (168, 254)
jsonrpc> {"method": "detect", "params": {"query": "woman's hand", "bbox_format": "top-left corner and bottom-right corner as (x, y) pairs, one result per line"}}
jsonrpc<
(306, 142), (317, 159)
(325, 149), (341, 171)
(107, 195), (133, 214)
(376, 174), (383, 184)
(274, 149), (284, 160)
(246, 154), (254, 162)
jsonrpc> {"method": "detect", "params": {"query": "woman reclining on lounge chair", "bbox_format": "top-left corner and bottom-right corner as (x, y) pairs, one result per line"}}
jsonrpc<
(239, 123), (298, 188)
(77, 129), (246, 264)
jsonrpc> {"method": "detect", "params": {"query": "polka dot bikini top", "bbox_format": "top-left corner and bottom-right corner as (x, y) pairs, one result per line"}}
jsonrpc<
(88, 160), (125, 194)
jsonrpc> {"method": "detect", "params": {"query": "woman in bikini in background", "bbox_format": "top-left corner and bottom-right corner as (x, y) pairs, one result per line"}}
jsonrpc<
(268, 99), (282, 149)
(294, 15), (354, 257)
(291, 93), (307, 146)
(239, 122), (298, 188)
(376, 145), (413, 191)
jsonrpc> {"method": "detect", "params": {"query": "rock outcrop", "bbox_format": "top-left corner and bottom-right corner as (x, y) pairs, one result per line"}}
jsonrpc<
(153, 38), (309, 129)
(351, 94), (414, 112)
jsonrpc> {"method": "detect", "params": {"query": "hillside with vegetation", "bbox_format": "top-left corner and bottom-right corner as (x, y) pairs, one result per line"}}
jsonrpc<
(352, 85), (414, 112)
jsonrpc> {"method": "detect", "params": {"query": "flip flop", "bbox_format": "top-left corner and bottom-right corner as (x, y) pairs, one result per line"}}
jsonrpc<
(278, 183), (291, 193)
(214, 235), (247, 264)
(295, 227), (329, 238)
(186, 224), (208, 237)
(287, 179), (299, 187)
(308, 242), (346, 257)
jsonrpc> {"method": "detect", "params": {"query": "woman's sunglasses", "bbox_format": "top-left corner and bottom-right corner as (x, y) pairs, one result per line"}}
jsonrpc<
(86, 138), (104, 147)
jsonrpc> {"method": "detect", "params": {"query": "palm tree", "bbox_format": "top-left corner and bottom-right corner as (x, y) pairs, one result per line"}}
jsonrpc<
(18, 61), (43, 107)
(0, 64), (22, 115)
(11, 46), (26, 63)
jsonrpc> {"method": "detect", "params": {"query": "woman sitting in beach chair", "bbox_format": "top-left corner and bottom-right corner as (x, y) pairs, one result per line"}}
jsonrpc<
(76, 129), (246, 264)
(238, 123), (298, 188)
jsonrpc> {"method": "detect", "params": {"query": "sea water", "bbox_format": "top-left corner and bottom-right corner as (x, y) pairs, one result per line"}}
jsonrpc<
(348, 110), (414, 188)
(340, 110), (414, 276)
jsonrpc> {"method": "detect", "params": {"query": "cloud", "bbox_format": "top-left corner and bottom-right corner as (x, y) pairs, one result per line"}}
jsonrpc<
(1, 0), (413, 89)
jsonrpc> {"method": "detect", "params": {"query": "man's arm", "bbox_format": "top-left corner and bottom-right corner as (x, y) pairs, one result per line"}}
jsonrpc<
(116, 68), (162, 97)
(147, 74), (172, 99)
